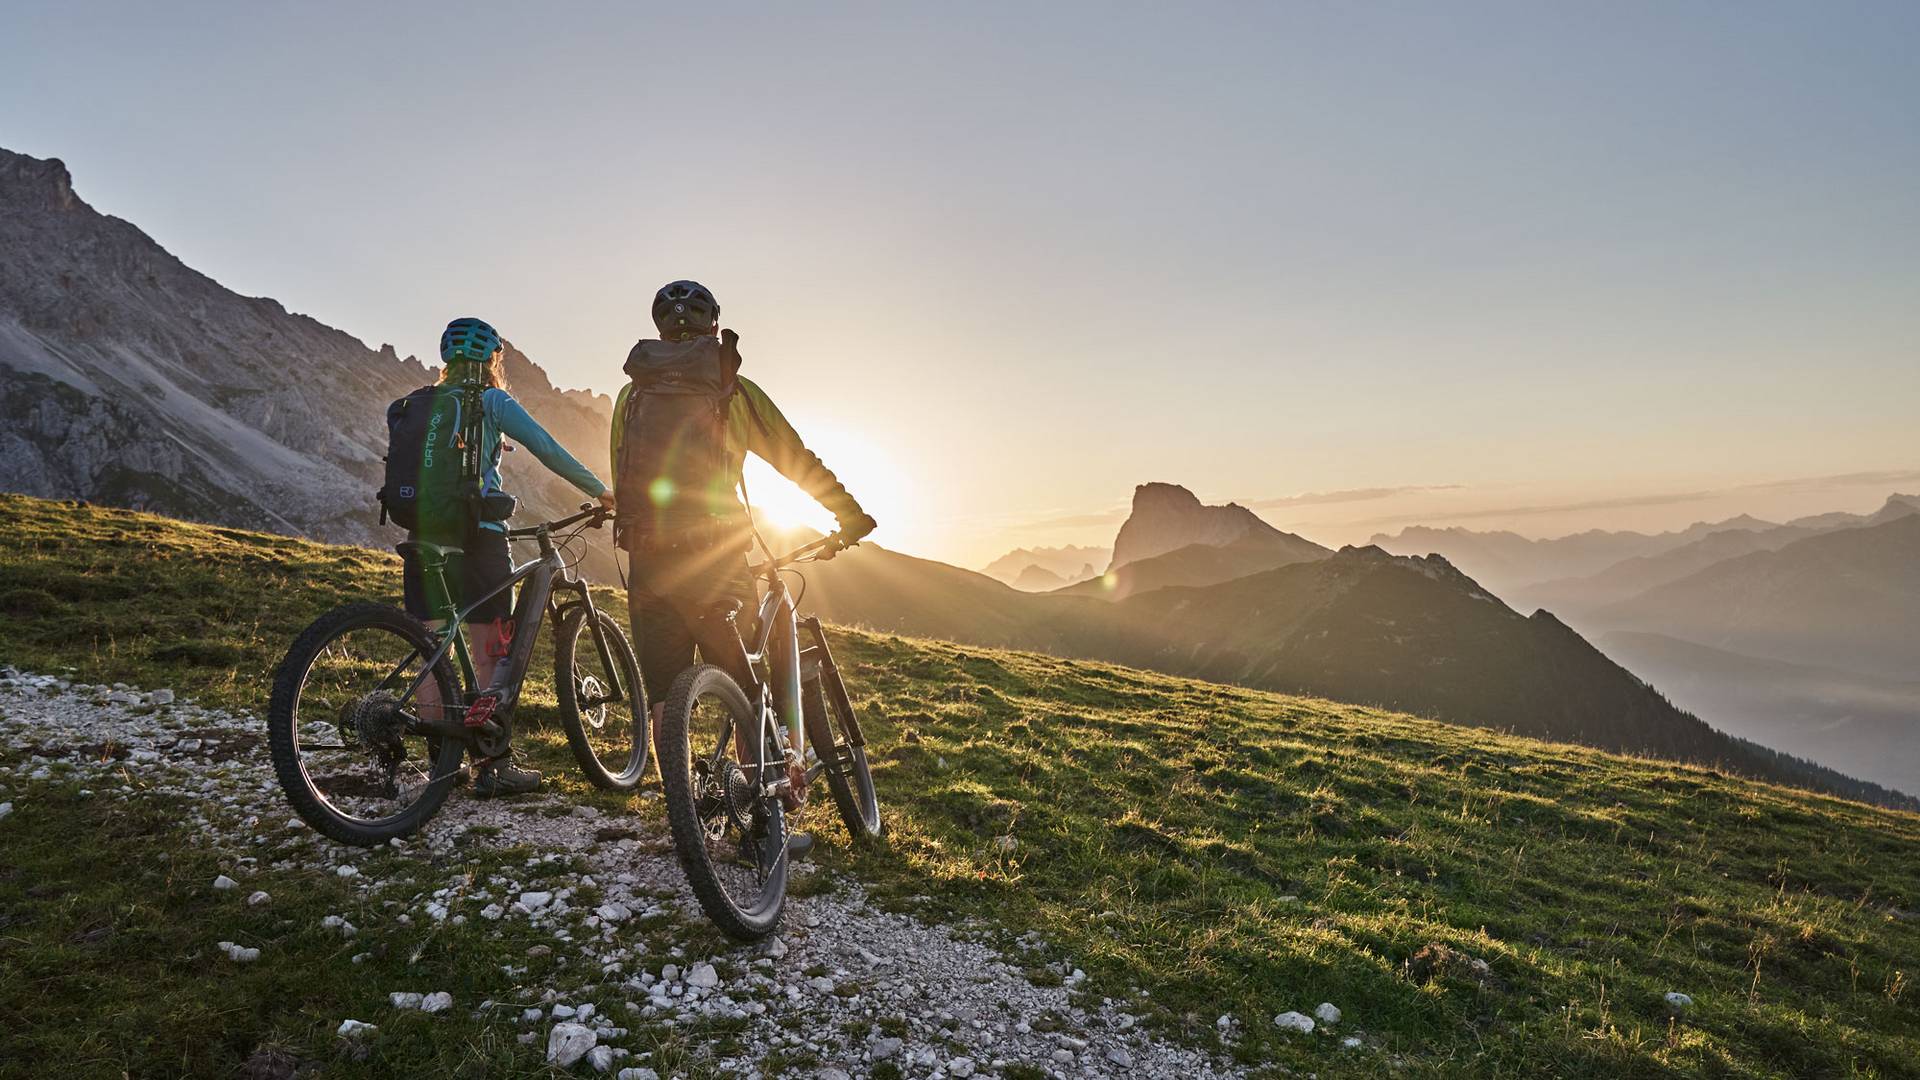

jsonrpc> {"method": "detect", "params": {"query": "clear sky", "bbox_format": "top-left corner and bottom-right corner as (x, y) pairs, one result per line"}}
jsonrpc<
(5, 2), (1916, 564)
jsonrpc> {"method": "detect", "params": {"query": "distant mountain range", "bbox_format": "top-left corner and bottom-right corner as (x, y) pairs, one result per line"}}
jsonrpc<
(1369, 515), (1781, 598)
(1592, 513), (1920, 681)
(0, 147), (618, 576)
(791, 500), (1910, 808)
(981, 545), (1106, 591)
(1602, 631), (1920, 797)
(1515, 494), (1920, 618)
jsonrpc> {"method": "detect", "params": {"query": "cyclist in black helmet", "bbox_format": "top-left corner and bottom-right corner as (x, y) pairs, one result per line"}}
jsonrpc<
(611, 282), (876, 853)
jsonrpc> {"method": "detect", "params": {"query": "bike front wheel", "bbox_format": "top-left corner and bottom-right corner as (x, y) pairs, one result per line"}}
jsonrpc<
(657, 664), (789, 940)
(803, 662), (883, 843)
(554, 605), (648, 790)
(267, 602), (467, 846)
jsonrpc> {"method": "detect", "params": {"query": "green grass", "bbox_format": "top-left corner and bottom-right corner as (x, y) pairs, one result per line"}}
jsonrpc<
(2, 494), (1918, 1077)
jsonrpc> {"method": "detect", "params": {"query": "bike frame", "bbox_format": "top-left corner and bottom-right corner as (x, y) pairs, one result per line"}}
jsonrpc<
(727, 533), (845, 794)
(397, 508), (623, 740)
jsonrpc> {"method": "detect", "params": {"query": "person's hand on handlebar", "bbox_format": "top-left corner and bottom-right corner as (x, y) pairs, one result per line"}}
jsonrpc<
(596, 491), (616, 512)
(818, 512), (877, 560)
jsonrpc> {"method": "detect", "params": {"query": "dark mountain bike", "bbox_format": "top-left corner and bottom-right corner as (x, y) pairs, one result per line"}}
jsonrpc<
(658, 531), (883, 940)
(267, 505), (646, 846)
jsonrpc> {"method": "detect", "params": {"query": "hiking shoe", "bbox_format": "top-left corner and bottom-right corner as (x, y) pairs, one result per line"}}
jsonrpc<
(474, 760), (543, 798)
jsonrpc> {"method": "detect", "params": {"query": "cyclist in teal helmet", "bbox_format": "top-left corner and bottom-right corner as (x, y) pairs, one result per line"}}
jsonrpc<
(404, 317), (616, 797)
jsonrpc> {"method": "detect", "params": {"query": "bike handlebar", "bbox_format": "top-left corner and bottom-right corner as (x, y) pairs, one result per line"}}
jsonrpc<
(505, 502), (610, 539)
(762, 531), (860, 570)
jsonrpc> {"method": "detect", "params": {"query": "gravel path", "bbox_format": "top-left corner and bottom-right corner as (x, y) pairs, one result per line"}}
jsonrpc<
(0, 670), (1251, 1079)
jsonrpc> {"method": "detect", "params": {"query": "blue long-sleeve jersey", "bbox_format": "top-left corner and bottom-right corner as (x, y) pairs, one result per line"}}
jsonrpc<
(474, 387), (607, 532)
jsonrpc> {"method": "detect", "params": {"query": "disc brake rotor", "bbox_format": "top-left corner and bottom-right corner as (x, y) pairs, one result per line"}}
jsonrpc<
(576, 673), (608, 728)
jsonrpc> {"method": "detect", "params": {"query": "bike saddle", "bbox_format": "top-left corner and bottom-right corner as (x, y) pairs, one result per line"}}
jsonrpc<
(396, 540), (465, 566)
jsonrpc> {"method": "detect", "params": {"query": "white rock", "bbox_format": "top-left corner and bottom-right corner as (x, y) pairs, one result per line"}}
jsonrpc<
(596, 902), (630, 924)
(335, 865), (359, 878)
(212, 875), (239, 891)
(807, 975), (835, 992)
(1274, 1011), (1315, 1034)
(246, 891), (270, 907)
(949, 1057), (977, 1077)
(1341, 1035), (1364, 1049)
(587, 1045), (615, 1073)
(480, 904), (505, 920)
(661, 963), (680, 982)
(336, 1019), (377, 1038)
(389, 992), (423, 1009)
(616, 1069), (660, 1080)
(222, 942), (260, 963)
(421, 991), (453, 1014)
(760, 936), (788, 958)
(1216, 1014), (1235, 1030)
(0, 803), (11, 820)
(1315, 1002), (1342, 1025)
(576, 1002), (594, 1020)
(1105, 1045), (1133, 1068)
(1665, 991), (1694, 1014)
(992, 834), (1019, 853)
(151, 689), (175, 705)
(1057, 1035), (1089, 1053)
(547, 1022), (597, 1067)
(519, 890), (554, 910)
(871, 1036), (904, 1059)
(686, 962), (720, 989)
(552, 1004), (577, 1019)
(523, 1007), (544, 1023)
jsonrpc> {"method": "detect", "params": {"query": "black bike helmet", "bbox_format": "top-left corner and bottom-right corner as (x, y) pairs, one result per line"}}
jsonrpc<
(652, 280), (719, 339)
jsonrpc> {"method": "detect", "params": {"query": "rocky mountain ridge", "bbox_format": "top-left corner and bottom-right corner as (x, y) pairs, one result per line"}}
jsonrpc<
(1108, 482), (1326, 571)
(0, 147), (617, 571)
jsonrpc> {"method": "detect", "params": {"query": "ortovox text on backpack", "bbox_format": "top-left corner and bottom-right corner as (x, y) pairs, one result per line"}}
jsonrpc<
(378, 383), (491, 533)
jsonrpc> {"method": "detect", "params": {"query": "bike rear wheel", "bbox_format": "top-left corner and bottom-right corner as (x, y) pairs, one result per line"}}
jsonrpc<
(555, 605), (648, 790)
(657, 664), (789, 940)
(267, 602), (466, 846)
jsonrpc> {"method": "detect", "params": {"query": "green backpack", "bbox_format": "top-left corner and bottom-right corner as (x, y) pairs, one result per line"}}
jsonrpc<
(378, 381), (490, 535)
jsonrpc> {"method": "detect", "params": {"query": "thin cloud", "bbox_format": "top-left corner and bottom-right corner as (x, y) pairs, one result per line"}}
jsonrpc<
(1250, 484), (1463, 510)
(1732, 469), (1920, 494)
(1014, 507), (1130, 531)
(1348, 466), (1920, 531)
(1350, 490), (1715, 529)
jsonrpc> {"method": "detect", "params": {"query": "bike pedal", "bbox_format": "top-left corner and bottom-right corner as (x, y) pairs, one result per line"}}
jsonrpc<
(463, 694), (501, 729)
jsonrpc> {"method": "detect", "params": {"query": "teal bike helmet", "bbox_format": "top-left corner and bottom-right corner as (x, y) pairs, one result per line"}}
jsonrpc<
(440, 317), (501, 364)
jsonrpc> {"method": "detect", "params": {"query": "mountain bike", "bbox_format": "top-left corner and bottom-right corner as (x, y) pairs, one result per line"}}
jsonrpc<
(658, 531), (883, 940)
(267, 504), (646, 846)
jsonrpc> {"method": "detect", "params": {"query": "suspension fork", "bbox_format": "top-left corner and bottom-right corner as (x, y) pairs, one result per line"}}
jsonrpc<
(800, 616), (867, 748)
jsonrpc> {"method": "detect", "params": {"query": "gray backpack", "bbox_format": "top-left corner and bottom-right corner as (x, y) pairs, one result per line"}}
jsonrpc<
(613, 330), (745, 550)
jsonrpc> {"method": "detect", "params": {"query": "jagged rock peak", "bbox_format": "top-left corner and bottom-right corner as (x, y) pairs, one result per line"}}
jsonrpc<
(0, 148), (82, 213)
(1109, 482), (1279, 570)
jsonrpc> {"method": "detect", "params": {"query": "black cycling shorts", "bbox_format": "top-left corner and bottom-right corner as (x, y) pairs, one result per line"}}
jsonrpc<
(401, 526), (515, 624)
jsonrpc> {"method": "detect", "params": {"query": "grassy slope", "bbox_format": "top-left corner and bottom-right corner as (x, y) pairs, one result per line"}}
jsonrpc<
(2, 493), (1917, 1078)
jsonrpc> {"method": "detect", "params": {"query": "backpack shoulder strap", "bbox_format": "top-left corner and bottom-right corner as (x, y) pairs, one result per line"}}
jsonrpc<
(719, 329), (775, 441)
